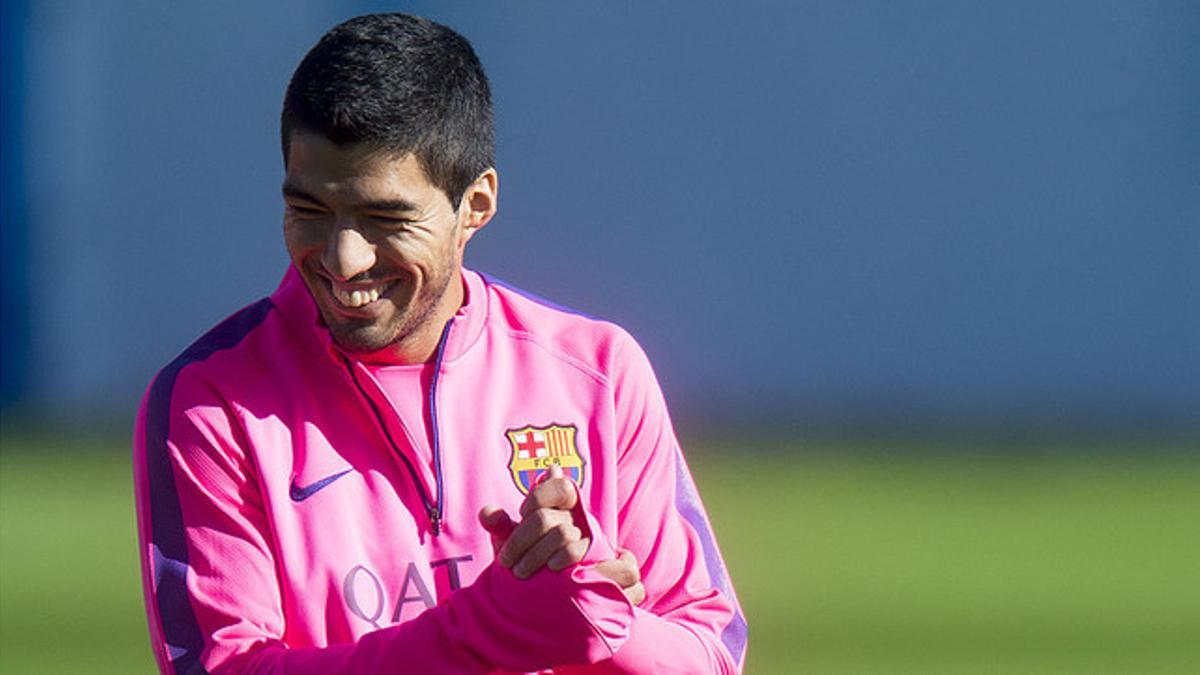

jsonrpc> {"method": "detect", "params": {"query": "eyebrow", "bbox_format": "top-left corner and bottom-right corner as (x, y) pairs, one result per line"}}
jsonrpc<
(282, 183), (419, 213)
(282, 183), (323, 205)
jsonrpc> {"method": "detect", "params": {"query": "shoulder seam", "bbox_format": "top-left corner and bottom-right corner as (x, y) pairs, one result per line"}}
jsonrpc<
(480, 272), (607, 323)
(506, 330), (612, 389)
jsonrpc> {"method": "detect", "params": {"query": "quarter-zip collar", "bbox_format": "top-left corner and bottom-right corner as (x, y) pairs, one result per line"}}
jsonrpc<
(271, 265), (490, 536)
(337, 320), (452, 535)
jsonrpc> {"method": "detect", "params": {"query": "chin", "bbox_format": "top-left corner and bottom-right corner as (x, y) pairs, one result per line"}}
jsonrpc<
(328, 325), (399, 354)
(317, 308), (396, 352)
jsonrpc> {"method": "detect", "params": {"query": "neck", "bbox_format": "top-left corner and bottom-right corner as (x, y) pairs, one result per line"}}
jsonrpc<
(358, 272), (466, 366)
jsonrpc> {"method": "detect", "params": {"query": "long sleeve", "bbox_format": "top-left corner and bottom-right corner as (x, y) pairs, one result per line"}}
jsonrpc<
(133, 366), (633, 675)
(573, 332), (749, 673)
(225, 560), (632, 675)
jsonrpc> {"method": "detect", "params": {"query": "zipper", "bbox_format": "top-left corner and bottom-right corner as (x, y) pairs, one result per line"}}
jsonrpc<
(426, 319), (453, 536)
(339, 318), (454, 536)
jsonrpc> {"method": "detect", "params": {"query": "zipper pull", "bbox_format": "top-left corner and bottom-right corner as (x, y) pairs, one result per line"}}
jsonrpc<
(429, 507), (442, 536)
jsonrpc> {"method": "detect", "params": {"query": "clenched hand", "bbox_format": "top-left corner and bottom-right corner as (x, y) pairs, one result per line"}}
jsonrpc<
(478, 464), (644, 604)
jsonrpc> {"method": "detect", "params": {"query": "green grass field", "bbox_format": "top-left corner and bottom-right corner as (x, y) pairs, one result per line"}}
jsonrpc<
(2, 435), (1198, 673)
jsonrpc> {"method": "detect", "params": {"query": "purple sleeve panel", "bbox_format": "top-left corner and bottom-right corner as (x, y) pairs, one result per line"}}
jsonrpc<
(136, 299), (272, 674)
(670, 448), (749, 671)
(603, 331), (748, 673)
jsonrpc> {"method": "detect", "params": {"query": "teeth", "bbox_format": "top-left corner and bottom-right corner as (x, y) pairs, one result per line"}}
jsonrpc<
(333, 283), (388, 308)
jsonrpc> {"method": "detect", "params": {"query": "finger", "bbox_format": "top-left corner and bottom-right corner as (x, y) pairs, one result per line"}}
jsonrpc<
(519, 474), (578, 517)
(546, 537), (591, 571)
(624, 581), (646, 606)
(594, 553), (641, 589)
(512, 521), (584, 579)
(477, 504), (516, 535)
(498, 507), (574, 568)
(593, 550), (647, 605)
(549, 463), (564, 479)
(477, 505), (516, 554)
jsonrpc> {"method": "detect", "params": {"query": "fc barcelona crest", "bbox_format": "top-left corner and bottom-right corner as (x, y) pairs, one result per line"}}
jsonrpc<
(506, 424), (585, 495)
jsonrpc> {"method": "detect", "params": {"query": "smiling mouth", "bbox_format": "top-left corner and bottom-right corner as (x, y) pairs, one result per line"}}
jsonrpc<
(328, 280), (396, 309)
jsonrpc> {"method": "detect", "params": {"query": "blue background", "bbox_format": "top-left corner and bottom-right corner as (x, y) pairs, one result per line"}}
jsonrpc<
(2, 1), (1197, 436)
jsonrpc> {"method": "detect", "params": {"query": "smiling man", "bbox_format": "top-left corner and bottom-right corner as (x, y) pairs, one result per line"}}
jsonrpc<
(281, 137), (482, 362)
(133, 13), (745, 674)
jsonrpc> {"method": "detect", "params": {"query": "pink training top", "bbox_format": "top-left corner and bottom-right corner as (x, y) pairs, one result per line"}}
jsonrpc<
(133, 267), (747, 673)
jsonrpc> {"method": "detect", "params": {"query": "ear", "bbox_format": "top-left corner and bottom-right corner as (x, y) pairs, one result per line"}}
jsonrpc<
(457, 168), (498, 248)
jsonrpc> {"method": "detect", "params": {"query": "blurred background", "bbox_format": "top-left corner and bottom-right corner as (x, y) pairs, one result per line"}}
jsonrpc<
(1, 1), (1197, 673)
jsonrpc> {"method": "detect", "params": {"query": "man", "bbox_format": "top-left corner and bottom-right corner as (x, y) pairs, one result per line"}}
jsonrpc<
(133, 13), (746, 674)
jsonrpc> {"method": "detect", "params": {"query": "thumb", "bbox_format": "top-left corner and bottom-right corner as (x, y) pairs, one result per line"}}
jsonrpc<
(477, 505), (516, 554)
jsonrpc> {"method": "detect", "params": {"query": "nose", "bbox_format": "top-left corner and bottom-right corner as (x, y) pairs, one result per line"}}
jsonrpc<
(321, 226), (376, 281)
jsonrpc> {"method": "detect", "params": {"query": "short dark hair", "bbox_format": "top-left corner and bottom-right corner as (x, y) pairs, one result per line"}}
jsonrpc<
(281, 13), (494, 206)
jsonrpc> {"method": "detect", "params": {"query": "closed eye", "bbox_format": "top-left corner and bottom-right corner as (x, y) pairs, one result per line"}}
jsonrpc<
(285, 205), (332, 225)
(369, 214), (416, 228)
(282, 184), (331, 217)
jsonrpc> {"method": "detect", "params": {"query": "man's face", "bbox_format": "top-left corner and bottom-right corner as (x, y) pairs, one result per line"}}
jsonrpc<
(282, 132), (495, 361)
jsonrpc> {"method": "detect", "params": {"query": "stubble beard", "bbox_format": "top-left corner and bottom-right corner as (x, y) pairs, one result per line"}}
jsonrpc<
(323, 264), (457, 356)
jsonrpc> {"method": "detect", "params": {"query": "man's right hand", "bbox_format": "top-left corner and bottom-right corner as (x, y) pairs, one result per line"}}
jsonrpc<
(478, 464), (589, 578)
